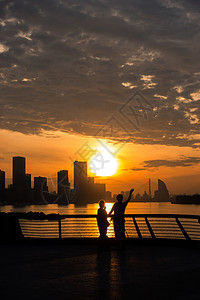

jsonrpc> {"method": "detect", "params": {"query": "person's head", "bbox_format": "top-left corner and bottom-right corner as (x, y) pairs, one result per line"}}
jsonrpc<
(116, 194), (123, 202)
(99, 199), (105, 209)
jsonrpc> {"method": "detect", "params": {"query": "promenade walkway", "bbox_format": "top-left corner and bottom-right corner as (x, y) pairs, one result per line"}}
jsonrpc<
(0, 243), (200, 300)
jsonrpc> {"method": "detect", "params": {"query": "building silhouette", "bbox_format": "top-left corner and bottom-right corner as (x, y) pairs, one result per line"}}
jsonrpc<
(33, 176), (48, 203)
(73, 161), (107, 204)
(58, 170), (70, 195)
(25, 174), (31, 190)
(13, 156), (26, 189)
(74, 161), (88, 189)
(154, 179), (169, 202)
(0, 169), (5, 191)
(74, 161), (89, 204)
(34, 176), (48, 192)
(93, 182), (106, 200)
(0, 156), (111, 205)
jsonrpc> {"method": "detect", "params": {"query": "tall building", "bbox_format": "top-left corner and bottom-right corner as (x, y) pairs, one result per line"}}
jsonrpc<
(73, 160), (108, 204)
(34, 176), (48, 192)
(25, 173), (31, 190)
(74, 161), (96, 204)
(57, 170), (70, 195)
(0, 169), (5, 191)
(93, 183), (106, 201)
(33, 176), (48, 204)
(13, 156), (26, 189)
(74, 161), (87, 189)
(154, 179), (169, 202)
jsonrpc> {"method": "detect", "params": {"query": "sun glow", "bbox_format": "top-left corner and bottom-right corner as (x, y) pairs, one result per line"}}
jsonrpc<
(88, 147), (119, 177)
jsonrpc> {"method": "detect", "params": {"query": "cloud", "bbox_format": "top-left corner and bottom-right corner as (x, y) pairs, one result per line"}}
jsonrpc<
(123, 167), (147, 171)
(142, 156), (200, 168)
(0, 0), (199, 148)
(126, 156), (200, 172)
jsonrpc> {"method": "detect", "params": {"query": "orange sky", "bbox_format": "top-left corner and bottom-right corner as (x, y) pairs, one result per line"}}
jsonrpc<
(1, 129), (200, 195)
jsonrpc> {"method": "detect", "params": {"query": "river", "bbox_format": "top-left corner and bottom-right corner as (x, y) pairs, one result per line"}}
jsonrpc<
(1, 202), (200, 215)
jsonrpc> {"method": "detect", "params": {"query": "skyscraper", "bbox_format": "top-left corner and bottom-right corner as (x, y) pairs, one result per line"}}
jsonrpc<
(154, 179), (169, 202)
(74, 161), (87, 189)
(57, 170), (70, 195)
(12, 156), (26, 189)
(93, 183), (106, 201)
(0, 169), (5, 191)
(74, 161), (90, 204)
(33, 176), (48, 204)
(34, 176), (48, 192)
(25, 173), (31, 190)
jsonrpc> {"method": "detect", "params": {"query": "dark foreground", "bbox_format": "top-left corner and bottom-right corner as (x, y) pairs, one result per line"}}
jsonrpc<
(1, 241), (200, 300)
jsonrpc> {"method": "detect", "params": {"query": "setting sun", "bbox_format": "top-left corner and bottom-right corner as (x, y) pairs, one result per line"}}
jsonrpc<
(88, 147), (118, 177)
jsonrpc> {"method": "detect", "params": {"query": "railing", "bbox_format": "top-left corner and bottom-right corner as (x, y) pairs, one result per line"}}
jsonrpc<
(18, 213), (200, 241)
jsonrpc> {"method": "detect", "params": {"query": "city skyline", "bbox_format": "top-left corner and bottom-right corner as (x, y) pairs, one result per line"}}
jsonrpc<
(0, 155), (171, 205)
(0, 146), (200, 195)
(0, 155), (111, 205)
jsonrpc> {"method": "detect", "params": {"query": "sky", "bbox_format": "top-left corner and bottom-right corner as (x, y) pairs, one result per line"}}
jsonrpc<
(0, 0), (200, 195)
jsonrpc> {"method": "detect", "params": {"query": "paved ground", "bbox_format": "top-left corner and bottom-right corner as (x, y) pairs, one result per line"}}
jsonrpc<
(0, 242), (200, 300)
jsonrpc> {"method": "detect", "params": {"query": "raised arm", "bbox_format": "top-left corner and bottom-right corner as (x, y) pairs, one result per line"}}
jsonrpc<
(124, 188), (134, 204)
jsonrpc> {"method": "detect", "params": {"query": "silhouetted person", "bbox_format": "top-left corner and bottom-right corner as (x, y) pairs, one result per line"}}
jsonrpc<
(97, 199), (110, 239)
(109, 189), (134, 240)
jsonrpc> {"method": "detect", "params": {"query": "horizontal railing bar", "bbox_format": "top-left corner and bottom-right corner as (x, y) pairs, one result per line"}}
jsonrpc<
(21, 228), (200, 232)
(152, 228), (186, 231)
(22, 229), (99, 232)
(20, 224), (59, 227)
(150, 227), (182, 230)
(23, 233), (59, 236)
(15, 213), (200, 220)
(21, 230), (59, 233)
(180, 227), (200, 230)
(180, 225), (200, 227)
(187, 233), (200, 235)
(148, 220), (186, 223)
(156, 233), (184, 236)
(20, 221), (58, 224)
(132, 221), (178, 223)
(178, 219), (199, 222)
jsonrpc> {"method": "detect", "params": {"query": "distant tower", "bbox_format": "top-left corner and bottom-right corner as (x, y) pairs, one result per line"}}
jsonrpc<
(25, 173), (31, 190)
(154, 179), (169, 202)
(0, 170), (5, 191)
(34, 176), (48, 192)
(74, 161), (92, 204)
(57, 170), (70, 195)
(74, 161), (87, 189)
(149, 178), (151, 198)
(12, 156), (26, 189)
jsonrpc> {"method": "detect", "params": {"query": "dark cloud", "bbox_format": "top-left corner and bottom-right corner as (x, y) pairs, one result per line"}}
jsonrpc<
(125, 156), (200, 171)
(143, 156), (200, 168)
(0, 0), (200, 147)
(124, 168), (147, 171)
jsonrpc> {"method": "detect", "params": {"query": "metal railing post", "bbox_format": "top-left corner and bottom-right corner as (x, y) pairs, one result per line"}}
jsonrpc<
(132, 217), (142, 239)
(176, 218), (191, 240)
(145, 217), (156, 239)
